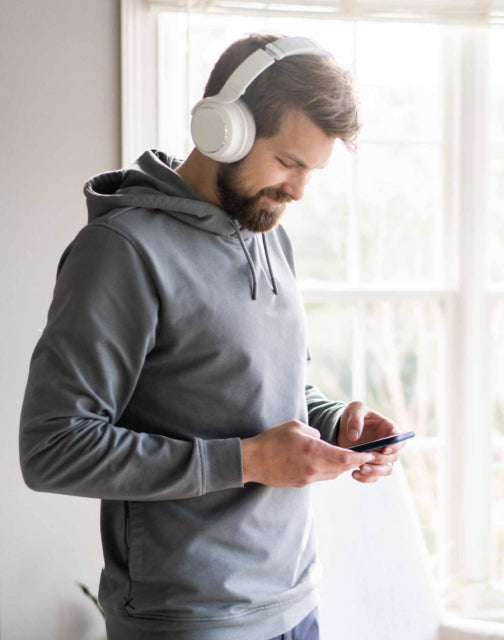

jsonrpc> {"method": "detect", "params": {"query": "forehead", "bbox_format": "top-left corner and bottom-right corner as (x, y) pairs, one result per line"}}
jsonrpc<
(267, 108), (335, 169)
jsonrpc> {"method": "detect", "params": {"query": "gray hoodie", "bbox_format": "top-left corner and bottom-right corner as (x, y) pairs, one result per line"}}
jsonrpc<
(19, 149), (345, 639)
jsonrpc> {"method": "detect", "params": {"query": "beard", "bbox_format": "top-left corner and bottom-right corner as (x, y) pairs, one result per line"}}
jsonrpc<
(216, 162), (292, 233)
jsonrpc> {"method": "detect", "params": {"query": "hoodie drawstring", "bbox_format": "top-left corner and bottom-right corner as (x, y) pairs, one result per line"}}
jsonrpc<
(229, 219), (278, 300)
(262, 234), (278, 296)
(230, 219), (258, 300)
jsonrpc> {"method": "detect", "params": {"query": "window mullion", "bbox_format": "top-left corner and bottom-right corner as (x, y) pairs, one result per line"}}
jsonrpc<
(448, 26), (491, 587)
(440, 25), (460, 592)
(347, 23), (360, 286)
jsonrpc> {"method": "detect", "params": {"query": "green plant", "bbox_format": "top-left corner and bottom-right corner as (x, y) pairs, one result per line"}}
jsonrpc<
(77, 582), (105, 619)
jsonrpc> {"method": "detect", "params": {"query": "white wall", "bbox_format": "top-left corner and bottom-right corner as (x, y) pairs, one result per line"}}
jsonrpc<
(0, 1), (121, 638)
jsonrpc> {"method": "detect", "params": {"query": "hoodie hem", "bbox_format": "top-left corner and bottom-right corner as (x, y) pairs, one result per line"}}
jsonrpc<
(104, 590), (318, 640)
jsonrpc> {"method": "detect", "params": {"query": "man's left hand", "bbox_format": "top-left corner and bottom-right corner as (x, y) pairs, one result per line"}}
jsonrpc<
(337, 401), (403, 484)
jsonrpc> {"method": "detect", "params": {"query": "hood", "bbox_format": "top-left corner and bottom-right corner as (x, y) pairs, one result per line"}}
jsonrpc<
(83, 149), (277, 300)
(83, 149), (248, 239)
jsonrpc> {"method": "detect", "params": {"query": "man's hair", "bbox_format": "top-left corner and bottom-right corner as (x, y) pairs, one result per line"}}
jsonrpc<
(203, 33), (361, 149)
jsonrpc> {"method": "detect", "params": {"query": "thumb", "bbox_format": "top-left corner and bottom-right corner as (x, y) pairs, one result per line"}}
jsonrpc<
(344, 401), (367, 442)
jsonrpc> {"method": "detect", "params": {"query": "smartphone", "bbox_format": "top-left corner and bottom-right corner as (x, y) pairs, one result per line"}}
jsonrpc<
(348, 430), (415, 453)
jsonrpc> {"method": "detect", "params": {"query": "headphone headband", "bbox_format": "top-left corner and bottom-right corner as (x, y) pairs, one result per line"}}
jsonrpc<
(214, 37), (332, 104)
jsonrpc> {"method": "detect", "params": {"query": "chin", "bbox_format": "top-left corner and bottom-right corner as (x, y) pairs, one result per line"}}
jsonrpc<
(250, 207), (285, 233)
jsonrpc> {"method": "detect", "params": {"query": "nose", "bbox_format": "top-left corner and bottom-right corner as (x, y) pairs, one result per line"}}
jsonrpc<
(282, 169), (311, 202)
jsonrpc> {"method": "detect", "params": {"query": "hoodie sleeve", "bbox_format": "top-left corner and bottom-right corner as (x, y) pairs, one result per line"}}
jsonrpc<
(305, 384), (346, 445)
(19, 224), (243, 501)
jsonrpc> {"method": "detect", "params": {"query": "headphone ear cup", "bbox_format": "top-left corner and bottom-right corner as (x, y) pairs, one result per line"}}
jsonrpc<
(191, 98), (256, 163)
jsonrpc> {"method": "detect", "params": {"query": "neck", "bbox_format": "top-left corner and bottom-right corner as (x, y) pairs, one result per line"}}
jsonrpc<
(175, 149), (221, 207)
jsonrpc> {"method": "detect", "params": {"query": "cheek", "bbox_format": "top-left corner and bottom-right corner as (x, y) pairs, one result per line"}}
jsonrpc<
(243, 167), (283, 194)
(258, 164), (287, 188)
(238, 147), (285, 192)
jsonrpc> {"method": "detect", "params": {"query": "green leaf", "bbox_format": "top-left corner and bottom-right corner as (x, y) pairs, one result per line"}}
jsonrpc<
(76, 582), (105, 619)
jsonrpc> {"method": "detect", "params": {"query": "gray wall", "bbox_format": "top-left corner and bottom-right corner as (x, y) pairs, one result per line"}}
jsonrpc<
(0, 1), (121, 638)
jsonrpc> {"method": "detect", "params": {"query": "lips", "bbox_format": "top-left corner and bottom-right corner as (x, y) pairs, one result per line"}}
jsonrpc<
(262, 195), (285, 206)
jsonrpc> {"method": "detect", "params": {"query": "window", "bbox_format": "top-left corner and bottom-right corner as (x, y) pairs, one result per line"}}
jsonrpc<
(122, 0), (504, 621)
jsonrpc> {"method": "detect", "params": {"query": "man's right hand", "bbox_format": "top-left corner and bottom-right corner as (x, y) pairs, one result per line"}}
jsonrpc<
(241, 420), (376, 487)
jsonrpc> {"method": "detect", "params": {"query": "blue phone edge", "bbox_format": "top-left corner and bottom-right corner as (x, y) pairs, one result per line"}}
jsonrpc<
(348, 430), (416, 452)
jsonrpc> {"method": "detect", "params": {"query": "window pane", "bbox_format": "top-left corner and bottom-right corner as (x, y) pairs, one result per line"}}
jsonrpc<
(356, 22), (443, 142)
(283, 144), (351, 282)
(489, 27), (504, 141)
(158, 12), (191, 157)
(492, 301), (504, 437)
(491, 448), (504, 586)
(365, 299), (444, 437)
(305, 301), (354, 401)
(365, 298), (445, 566)
(305, 297), (446, 438)
(490, 298), (504, 590)
(489, 301), (503, 597)
(488, 146), (504, 284)
(401, 447), (440, 563)
(357, 143), (443, 283)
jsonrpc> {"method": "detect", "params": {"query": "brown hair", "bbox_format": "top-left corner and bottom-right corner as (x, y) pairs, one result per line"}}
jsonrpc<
(203, 33), (361, 149)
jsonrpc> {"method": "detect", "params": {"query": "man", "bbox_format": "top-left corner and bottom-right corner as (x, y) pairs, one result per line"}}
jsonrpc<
(20, 33), (403, 640)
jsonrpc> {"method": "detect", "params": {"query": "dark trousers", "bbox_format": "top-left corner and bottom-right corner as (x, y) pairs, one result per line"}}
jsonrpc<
(268, 608), (319, 640)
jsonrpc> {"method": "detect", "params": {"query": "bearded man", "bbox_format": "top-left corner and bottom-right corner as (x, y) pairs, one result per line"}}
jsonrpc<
(20, 33), (403, 640)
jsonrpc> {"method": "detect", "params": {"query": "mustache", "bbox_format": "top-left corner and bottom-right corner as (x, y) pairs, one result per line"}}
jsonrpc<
(258, 187), (292, 204)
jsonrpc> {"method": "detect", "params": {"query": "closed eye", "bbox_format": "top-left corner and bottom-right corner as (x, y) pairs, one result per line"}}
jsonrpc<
(276, 157), (296, 169)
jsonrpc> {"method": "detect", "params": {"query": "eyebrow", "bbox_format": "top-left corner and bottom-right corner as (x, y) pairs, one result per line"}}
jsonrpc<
(280, 152), (326, 170)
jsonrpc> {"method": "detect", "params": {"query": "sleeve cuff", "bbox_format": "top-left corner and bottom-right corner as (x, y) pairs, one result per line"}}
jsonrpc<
(199, 437), (244, 494)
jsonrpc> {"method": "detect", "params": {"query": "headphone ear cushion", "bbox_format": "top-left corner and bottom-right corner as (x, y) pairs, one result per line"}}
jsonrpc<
(191, 98), (256, 163)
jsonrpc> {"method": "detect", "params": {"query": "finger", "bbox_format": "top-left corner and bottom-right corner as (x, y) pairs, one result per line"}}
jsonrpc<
(344, 402), (368, 442)
(368, 452), (399, 465)
(359, 462), (394, 478)
(316, 440), (375, 467)
(382, 442), (405, 455)
(352, 470), (378, 483)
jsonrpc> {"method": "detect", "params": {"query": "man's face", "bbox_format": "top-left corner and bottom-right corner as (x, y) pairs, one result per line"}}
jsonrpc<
(217, 108), (335, 233)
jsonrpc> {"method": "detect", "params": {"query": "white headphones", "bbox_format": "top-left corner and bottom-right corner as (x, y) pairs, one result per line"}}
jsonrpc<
(190, 37), (331, 163)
